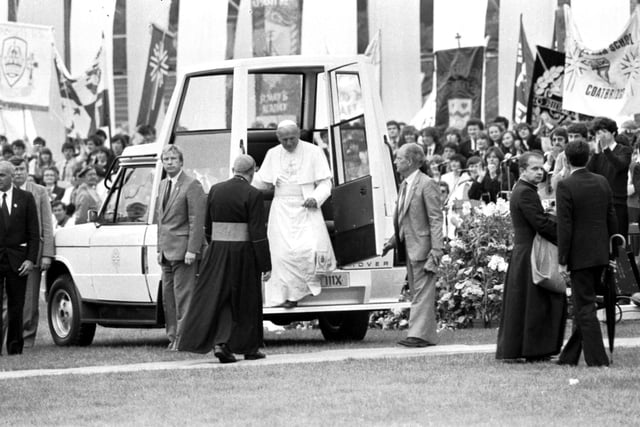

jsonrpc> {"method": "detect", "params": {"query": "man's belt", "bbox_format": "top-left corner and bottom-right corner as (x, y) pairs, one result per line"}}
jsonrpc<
(211, 222), (250, 242)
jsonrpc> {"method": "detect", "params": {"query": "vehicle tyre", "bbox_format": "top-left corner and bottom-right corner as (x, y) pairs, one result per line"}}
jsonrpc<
(48, 275), (96, 346)
(319, 311), (370, 341)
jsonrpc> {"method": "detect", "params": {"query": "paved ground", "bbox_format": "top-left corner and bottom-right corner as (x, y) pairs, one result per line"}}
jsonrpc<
(3, 337), (640, 381)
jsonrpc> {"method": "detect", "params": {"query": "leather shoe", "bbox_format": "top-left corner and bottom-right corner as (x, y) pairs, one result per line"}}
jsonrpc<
(278, 300), (298, 309)
(244, 351), (266, 360)
(398, 337), (435, 348)
(214, 344), (237, 364)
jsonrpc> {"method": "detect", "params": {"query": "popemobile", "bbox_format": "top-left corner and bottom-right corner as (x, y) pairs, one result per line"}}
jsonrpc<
(46, 55), (409, 346)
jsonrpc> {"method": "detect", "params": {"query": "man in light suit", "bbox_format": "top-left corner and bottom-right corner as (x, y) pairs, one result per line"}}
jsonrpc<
(557, 140), (617, 367)
(0, 160), (39, 355)
(11, 156), (53, 347)
(157, 145), (205, 351)
(383, 143), (444, 347)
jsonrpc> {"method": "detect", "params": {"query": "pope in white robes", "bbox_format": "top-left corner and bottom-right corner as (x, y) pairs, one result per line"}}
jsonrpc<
(254, 120), (336, 308)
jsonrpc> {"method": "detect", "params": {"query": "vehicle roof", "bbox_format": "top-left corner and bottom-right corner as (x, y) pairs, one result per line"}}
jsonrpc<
(120, 142), (162, 158)
(181, 54), (371, 76)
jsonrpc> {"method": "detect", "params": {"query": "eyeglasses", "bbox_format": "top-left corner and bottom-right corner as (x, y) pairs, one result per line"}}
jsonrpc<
(552, 137), (565, 142)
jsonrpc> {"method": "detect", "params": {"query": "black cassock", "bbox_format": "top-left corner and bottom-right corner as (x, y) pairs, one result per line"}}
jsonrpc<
(496, 179), (566, 360)
(178, 176), (271, 355)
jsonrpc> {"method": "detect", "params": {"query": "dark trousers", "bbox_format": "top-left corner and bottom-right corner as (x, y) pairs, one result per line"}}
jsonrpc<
(615, 202), (629, 241)
(0, 259), (27, 355)
(559, 266), (609, 366)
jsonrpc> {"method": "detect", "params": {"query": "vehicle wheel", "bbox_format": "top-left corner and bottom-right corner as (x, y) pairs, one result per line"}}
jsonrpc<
(48, 275), (96, 346)
(319, 311), (370, 341)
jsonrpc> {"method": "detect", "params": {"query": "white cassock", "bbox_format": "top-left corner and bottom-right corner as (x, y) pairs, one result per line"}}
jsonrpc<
(254, 141), (336, 306)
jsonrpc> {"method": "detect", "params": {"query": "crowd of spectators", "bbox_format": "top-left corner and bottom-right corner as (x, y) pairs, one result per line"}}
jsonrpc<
(0, 124), (156, 229)
(386, 115), (640, 240)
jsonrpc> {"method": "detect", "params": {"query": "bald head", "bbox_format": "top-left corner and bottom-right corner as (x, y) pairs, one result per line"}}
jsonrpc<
(232, 154), (256, 182)
(0, 160), (14, 192)
(276, 120), (300, 152)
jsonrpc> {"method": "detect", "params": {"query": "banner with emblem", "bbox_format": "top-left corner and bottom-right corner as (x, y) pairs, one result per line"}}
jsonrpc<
(563, 5), (640, 116)
(0, 22), (53, 109)
(435, 46), (484, 129)
(136, 24), (174, 127)
(55, 38), (111, 139)
(526, 46), (592, 127)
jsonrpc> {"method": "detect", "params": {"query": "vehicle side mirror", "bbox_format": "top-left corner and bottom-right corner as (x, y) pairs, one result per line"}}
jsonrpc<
(88, 210), (98, 223)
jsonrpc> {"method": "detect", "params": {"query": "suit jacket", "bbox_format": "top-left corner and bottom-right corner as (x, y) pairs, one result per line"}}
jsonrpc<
(24, 181), (54, 264)
(423, 143), (444, 159)
(556, 169), (617, 270)
(390, 171), (444, 263)
(587, 143), (632, 205)
(0, 186), (40, 271)
(157, 170), (206, 261)
(459, 139), (474, 159)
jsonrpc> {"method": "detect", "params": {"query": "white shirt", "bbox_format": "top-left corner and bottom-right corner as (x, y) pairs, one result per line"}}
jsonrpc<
(167, 169), (182, 188)
(399, 169), (420, 211)
(0, 186), (14, 214)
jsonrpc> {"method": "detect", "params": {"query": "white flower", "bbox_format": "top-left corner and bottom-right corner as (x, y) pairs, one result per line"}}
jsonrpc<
(461, 201), (472, 216)
(495, 198), (510, 215)
(487, 254), (508, 272)
(455, 281), (466, 290)
(441, 254), (452, 264)
(440, 291), (452, 302)
(493, 284), (504, 292)
(449, 212), (462, 228)
(482, 202), (496, 217)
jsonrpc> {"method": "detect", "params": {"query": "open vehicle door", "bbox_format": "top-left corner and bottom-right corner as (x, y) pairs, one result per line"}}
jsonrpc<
(325, 63), (386, 266)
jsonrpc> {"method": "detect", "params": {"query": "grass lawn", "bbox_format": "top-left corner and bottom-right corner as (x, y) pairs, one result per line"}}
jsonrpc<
(2, 350), (640, 425)
(3, 298), (640, 372)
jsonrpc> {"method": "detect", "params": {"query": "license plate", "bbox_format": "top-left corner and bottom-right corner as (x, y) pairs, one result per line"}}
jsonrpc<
(320, 273), (350, 288)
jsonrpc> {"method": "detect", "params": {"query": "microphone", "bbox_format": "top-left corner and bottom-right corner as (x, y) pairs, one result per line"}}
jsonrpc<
(501, 154), (521, 163)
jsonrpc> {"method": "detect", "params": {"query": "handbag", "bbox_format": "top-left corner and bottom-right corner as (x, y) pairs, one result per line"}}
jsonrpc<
(530, 233), (566, 294)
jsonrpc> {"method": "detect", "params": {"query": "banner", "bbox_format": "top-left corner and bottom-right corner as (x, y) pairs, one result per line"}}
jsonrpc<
(563, 5), (640, 117)
(527, 46), (591, 127)
(252, 0), (302, 56)
(435, 46), (484, 128)
(136, 24), (174, 127)
(56, 39), (110, 139)
(513, 15), (534, 124)
(0, 22), (53, 109)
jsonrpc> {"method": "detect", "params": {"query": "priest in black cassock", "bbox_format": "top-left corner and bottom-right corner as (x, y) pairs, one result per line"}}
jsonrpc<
(178, 155), (271, 363)
(496, 151), (566, 362)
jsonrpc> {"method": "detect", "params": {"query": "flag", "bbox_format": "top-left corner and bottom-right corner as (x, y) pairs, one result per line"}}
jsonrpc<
(563, 5), (640, 117)
(526, 46), (591, 127)
(364, 29), (381, 94)
(435, 46), (484, 128)
(136, 24), (173, 128)
(513, 15), (534, 124)
(0, 22), (53, 109)
(55, 37), (110, 139)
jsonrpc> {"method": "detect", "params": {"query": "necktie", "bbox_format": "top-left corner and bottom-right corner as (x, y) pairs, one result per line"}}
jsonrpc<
(62, 160), (68, 181)
(397, 182), (407, 216)
(162, 180), (172, 210)
(2, 193), (9, 226)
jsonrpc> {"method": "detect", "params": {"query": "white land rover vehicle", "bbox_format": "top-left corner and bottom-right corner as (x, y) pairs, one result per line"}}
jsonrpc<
(47, 55), (408, 346)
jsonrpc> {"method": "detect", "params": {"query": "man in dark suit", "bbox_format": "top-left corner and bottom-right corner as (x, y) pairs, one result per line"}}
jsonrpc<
(383, 143), (444, 347)
(459, 118), (484, 159)
(557, 140), (617, 367)
(10, 156), (54, 348)
(587, 116), (632, 238)
(0, 161), (39, 355)
(156, 145), (205, 351)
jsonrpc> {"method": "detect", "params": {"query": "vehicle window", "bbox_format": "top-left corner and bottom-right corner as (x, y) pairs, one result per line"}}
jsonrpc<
(100, 166), (155, 224)
(176, 74), (233, 131)
(336, 116), (369, 183)
(336, 73), (364, 123)
(248, 73), (303, 128)
(332, 72), (369, 183)
(174, 132), (231, 193)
